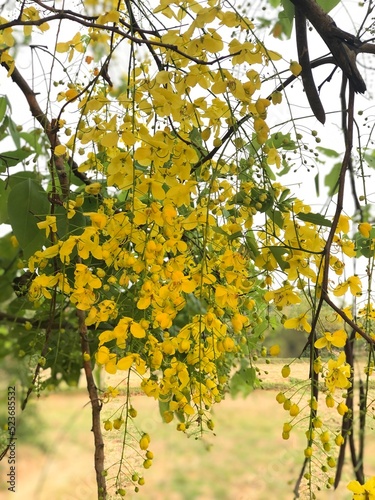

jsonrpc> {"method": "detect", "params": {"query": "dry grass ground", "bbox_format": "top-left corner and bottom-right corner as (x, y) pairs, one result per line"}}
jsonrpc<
(1, 360), (375, 500)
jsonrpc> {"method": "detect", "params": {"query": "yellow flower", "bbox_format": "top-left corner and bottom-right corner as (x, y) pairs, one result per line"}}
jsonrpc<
(333, 276), (362, 297)
(56, 32), (85, 62)
(337, 401), (349, 415)
(348, 476), (375, 498)
(139, 433), (150, 450)
(85, 182), (102, 195)
(70, 287), (97, 310)
(267, 147), (281, 168)
(10, 235), (19, 248)
(325, 352), (351, 393)
(315, 329), (347, 351)
(0, 17), (15, 47)
(358, 222), (372, 238)
(264, 285), (301, 307)
(313, 357), (322, 374)
(74, 263), (102, 289)
(118, 354), (146, 374)
(290, 61), (302, 76)
(102, 386), (119, 401)
(95, 346), (117, 374)
(254, 117), (269, 145)
(97, 10), (120, 24)
(21, 7), (49, 36)
(284, 313), (311, 333)
(104, 420), (113, 431)
(269, 344), (280, 357)
(37, 215), (57, 237)
(337, 238), (356, 257)
(85, 300), (118, 327)
(231, 313), (248, 333)
(54, 144), (67, 157)
(59, 236), (78, 264)
(336, 215), (351, 234)
(28, 274), (59, 301)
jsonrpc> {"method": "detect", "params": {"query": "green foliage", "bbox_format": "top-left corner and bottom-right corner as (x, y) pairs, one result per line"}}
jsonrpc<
(230, 363), (260, 398)
(7, 179), (49, 258)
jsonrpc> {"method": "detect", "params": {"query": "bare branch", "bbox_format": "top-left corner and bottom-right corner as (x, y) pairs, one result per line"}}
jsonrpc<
(1, 61), (69, 197)
(77, 308), (107, 499)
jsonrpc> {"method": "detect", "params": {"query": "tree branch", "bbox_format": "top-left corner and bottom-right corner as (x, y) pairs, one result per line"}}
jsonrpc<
(0, 62), (69, 197)
(289, 0), (366, 93)
(77, 308), (107, 499)
(0, 15), (236, 67)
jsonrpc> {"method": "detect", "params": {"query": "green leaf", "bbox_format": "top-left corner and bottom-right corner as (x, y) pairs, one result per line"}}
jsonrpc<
(245, 231), (260, 259)
(0, 149), (32, 172)
(174, 410), (185, 423)
(355, 228), (375, 258)
(246, 131), (266, 156)
(269, 246), (289, 271)
(314, 173), (320, 198)
(278, 188), (291, 203)
(363, 151), (375, 169)
(269, 132), (296, 151)
(230, 366), (259, 398)
(324, 162), (341, 196)
(262, 161), (276, 181)
(316, 146), (340, 158)
(7, 117), (21, 149)
(0, 280), (14, 305)
(7, 171), (40, 188)
(266, 209), (284, 229)
(20, 129), (43, 156)
(251, 187), (274, 213)
(0, 116), (9, 142)
(0, 95), (8, 123)
(229, 190), (247, 205)
(296, 212), (332, 227)
(54, 205), (87, 239)
(253, 321), (268, 338)
(317, 0), (340, 13)
(211, 226), (230, 237)
(276, 0), (339, 40)
(0, 234), (20, 303)
(188, 126), (208, 158)
(158, 400), (170, 421)
(356, 236), (372, 258)
(275, 0), (295, 39)
(0, 233), (19, 269)
(7, 179), (50, 259)
(0, 179), (9, 223)
(228, 230), (243, 242)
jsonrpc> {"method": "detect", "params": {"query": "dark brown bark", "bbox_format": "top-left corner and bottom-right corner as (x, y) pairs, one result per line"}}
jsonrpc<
(77, 309), (107, 499)
(289, 0), (366, 93)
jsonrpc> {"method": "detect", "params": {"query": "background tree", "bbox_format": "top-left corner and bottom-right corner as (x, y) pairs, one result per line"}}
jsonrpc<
(1, 0), (375, 498)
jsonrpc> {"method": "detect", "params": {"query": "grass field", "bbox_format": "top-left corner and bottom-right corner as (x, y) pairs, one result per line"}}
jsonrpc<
(1, 360), (375, 499)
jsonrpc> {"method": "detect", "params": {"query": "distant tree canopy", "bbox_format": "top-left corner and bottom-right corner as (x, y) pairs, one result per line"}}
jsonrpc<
(1, 0), (375, 498)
